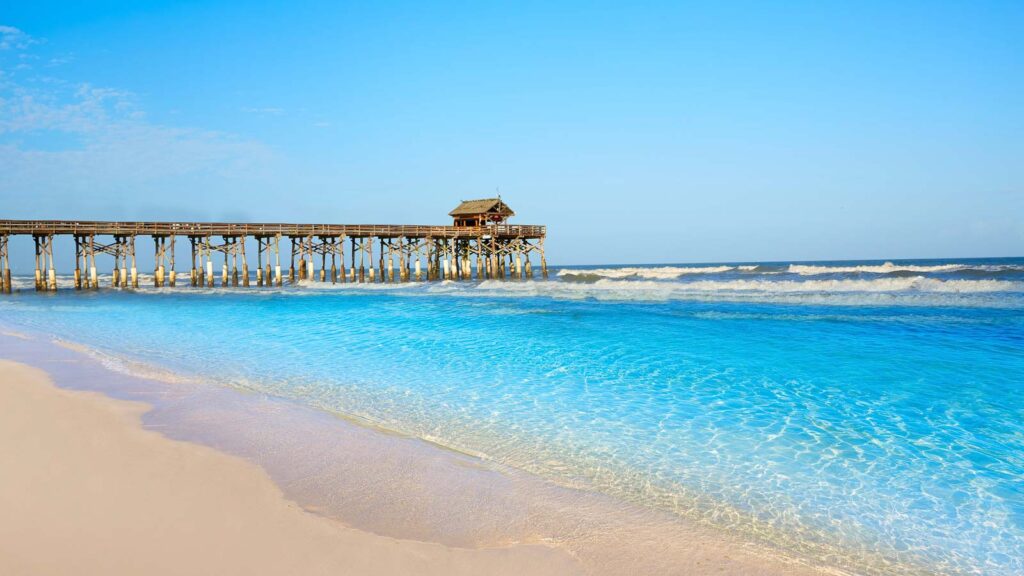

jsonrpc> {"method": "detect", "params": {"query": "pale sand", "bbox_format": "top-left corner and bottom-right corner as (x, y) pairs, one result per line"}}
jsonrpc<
(0, 360), (583, 576)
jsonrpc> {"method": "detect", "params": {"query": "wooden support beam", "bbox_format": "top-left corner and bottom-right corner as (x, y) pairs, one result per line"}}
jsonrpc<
(189, 237), (198, 287)
(153, 236), (164, 288)
(386, 239), (394, 283)
(33, 235), (41, 291)
(0, 234), (11, 294)
(241, 237), (249, 287)
(121, 236), (128, 287)
(227, 238), (237, 287)
(368, 238), (375, 282)
(356, 238), (363, 282)
(515, 238), (523, 280)
(425, 238), (433, 281)
(462, 239), (470, 280)
(88, 234), (97, 289)
(219, 240), (228, 287)
(525, 244), (533, 278)
(272, 234), (281, 286)
(256, 237), (264, 287)
(169, 235), (177, 287)
(205, 236), (214, 288)
(289, 236), (297, 283)
(329, 238), (337, 284)
(338, 234), (346, 284)
(540, 236), (548, 278)
(490, 230), (498, 281)
(321, 237), (328, 283)
(127, 236), (137, 289)
(73, 236), (83, 290)
(48, 235), (57, 291)
(441, 240), (448, 280)
(306, 235), (314, 281)
(111, 236), (120, 288)
(399, 237), (408, 282)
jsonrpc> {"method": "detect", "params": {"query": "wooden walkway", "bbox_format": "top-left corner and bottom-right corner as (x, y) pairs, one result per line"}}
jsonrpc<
(0, 220), (545, 239)
(0, 219), (547, 292)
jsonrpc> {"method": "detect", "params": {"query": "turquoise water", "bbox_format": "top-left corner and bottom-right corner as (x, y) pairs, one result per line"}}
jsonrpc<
(2, 257), (1023, 574)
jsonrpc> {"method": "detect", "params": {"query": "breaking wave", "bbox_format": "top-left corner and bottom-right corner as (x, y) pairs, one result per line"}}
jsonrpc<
(556, 261), (1024, 281)
(559, 265), (740, 280)
(419, 276), (1024, 307)
(5, 259), (1023, 308)
(536, 276), (1019, 294)
(787, 262), (1024, 276)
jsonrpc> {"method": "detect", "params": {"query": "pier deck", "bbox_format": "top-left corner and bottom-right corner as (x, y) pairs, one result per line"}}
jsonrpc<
(0, 217), (547, 292)
(0, 220), (545, 239)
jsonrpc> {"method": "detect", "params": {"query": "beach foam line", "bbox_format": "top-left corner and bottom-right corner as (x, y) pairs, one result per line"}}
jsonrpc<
(628, 276), (1022, 293)
(412, 276), (1024, 307)
(500, 276), (1022, 294)
(4, 271), (1022, 308)
(558, 265), (738, 280)
(214, 275), (1023, 306)
(53, 338), (198, 385)
(787, 262), (1024, 275)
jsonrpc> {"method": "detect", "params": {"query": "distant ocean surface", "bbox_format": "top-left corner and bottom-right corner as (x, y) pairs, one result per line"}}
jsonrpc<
(2, 257), (1023, 575)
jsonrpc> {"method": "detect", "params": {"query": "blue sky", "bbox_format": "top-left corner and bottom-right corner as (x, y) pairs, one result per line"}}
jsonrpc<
(1, 1), (1021, 265)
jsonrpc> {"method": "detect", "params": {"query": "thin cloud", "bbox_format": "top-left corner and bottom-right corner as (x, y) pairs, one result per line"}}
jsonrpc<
(241, 106), (285, 115)
(0, 25), (36, 50)
(46, 54), (74, 67)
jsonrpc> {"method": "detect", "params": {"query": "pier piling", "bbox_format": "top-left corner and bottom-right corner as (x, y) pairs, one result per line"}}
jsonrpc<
(169, 235), (176, 287)
(0, 234), (10, 294)
(73, 236), (83, 290)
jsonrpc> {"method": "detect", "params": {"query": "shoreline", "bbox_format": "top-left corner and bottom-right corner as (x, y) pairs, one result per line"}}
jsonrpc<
(0, 328), (909, 575)
(0, 359), (582, 575)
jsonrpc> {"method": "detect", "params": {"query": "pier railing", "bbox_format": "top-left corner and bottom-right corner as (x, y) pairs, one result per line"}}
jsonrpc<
(0, 220), (545, 239)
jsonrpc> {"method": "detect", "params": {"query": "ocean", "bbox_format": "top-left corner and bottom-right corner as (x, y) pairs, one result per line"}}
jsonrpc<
(1, 257), (1022, 575)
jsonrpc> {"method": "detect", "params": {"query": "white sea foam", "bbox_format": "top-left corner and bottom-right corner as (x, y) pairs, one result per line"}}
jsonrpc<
(662, 277), (1020, 293)
(504, 276), (1021, 294)
(52, 338), (196, 385)
(6, 269), (1022, 307)
(421, 276), (1024, 307)
(559, 266), (736, 279)
(786, 262), (1023, 275)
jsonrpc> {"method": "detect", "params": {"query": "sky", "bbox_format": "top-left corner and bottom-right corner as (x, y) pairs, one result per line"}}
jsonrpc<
(1, 0), (1022, 267)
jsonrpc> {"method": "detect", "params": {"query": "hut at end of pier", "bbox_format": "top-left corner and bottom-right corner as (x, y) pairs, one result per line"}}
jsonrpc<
(449, 198), (515, 227)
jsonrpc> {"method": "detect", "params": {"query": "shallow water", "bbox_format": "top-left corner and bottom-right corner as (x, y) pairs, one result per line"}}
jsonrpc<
(2, 257), (1022, 575)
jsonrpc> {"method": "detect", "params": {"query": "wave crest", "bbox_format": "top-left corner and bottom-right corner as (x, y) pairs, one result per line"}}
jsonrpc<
(437, 276), (1024, 307)
(558, 266), (736, 280)
(787, 262), (1023, 276)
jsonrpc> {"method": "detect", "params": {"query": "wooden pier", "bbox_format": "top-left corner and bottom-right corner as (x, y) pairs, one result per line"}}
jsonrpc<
(0, 199), (547, 293)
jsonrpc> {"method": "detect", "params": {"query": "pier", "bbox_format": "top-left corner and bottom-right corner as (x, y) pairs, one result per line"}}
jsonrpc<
(0, 199), (547, 293)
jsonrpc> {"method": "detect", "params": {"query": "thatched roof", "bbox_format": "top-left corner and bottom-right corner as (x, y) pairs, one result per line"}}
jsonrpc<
(449, 198), (515, 217)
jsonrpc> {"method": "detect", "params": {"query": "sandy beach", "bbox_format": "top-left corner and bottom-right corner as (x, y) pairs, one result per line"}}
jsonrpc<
(0, 360), (582, 576)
